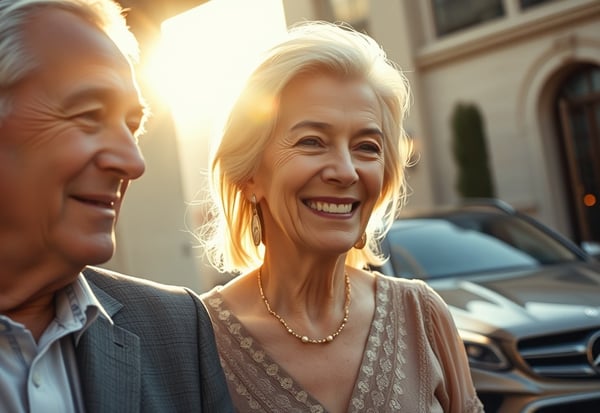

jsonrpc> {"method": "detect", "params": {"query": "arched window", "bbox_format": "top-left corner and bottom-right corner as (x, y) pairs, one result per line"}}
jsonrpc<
(555, 64), (600, 242)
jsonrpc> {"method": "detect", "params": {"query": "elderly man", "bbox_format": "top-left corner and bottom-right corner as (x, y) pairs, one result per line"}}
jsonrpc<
(0, 1), (232, 412)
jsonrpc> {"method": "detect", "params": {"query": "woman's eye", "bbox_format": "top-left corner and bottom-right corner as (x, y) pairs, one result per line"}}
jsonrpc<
(297, 137), (322, 147)
(358, 142), (382, 153)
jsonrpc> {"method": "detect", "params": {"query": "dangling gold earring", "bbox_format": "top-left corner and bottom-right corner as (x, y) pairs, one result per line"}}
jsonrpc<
(251, 194), (262, 246)
(354, 232), (367, 249)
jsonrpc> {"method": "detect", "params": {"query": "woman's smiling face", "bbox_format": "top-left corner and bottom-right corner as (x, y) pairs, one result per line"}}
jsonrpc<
(248, 73), (385, 254)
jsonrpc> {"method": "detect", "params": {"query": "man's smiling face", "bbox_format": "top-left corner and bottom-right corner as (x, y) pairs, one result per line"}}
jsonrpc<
(0, 8), (146, 269)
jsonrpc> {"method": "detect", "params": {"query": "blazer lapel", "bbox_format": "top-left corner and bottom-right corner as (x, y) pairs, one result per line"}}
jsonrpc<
(76, 284), (141, 413)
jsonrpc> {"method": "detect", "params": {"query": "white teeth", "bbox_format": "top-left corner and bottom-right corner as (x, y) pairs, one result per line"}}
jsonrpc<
(307, 201), (352, 214)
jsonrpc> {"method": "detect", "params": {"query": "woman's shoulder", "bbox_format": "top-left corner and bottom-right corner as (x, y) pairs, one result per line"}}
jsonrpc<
(201, 271), (265, 320)
(200, 284), (224, 299)
(372, 271), (449, 312)
(372, 271), (431, 295)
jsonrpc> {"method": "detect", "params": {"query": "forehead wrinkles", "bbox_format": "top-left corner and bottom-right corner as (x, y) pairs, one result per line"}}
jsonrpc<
(15, 10), (143, 121)
(22, 8), (135, 88)
(25, 9), (117, 60)
(283, 79), (382, 128)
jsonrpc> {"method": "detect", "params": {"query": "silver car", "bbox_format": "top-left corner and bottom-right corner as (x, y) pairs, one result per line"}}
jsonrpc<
(377, 200), (600, 413)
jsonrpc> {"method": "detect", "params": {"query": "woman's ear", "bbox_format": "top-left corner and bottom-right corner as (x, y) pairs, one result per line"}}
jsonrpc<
(243, 156), (266, 201)
(242, 179), (259, 202)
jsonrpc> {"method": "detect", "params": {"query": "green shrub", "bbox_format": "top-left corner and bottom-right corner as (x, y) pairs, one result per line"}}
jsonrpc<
(451, 103), (495, 198)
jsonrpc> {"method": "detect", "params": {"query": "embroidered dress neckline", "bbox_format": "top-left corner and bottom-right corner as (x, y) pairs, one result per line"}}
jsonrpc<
(207, 273), (391, 413)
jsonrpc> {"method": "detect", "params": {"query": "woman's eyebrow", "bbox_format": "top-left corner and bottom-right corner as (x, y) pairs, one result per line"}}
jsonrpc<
(290, 121), (383, 140)
(290, 120), (330, 132)
(354, 127), (384, 139)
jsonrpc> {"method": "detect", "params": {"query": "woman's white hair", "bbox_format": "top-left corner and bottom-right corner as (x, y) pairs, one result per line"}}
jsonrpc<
(200, 21), (413, 274)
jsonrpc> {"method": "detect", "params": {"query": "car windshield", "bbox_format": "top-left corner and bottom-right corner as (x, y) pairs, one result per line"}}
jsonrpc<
(385, 212), (580, 279)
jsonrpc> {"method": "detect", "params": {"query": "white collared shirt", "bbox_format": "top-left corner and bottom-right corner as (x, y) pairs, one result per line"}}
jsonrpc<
(0, 274), (112, 413)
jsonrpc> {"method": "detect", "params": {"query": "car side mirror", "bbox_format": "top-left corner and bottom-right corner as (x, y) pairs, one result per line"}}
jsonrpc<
(581, 241), (600, 260)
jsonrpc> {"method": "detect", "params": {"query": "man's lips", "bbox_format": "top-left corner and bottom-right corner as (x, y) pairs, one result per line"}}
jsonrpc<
(71, 194), (118, 209)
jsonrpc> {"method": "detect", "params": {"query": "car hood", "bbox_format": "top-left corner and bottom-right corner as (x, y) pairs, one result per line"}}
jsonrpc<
(429, 261), (600, 339)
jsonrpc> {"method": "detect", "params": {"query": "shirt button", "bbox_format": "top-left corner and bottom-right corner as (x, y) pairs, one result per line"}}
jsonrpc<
(32, 372), (42, 387)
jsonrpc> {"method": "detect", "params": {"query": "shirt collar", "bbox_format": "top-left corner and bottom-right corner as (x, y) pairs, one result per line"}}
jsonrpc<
(54, 273), (113, 344)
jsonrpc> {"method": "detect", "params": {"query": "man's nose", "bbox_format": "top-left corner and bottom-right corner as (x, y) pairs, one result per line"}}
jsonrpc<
(96, 126), (146, 179)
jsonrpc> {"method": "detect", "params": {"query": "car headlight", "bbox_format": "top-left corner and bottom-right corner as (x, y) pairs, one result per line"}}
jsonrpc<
(460, 330), (510, 370)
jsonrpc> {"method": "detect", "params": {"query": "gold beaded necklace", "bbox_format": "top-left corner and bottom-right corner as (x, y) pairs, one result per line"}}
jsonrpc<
(257, 268), (351, 344)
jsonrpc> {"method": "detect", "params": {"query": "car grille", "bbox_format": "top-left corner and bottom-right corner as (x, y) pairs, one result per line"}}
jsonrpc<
(518, 328), (600, 379)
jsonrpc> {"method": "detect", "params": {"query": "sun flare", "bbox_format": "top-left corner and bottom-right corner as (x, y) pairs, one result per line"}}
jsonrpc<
(140, 0), (287, 230)
(144, 0), (287, 144)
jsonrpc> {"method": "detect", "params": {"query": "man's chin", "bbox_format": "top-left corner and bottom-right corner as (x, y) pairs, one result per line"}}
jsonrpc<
(66, 237), (116, 267)
(90, 243), (116, 264)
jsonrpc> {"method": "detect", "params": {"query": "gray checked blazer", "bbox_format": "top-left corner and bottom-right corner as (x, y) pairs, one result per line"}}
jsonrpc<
(77, 267), (233, 413)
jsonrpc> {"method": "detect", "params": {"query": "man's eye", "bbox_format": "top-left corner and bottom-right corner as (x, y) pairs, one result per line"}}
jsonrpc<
(74, 109), (103, 122)
(127, 120), (142, 135)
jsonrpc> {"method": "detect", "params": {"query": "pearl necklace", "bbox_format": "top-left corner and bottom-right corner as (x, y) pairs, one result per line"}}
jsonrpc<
(257, 268), (351, 344)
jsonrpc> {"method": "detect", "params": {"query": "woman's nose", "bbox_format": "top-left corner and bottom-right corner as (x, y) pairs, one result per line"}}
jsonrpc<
(321, 148), (359, 187)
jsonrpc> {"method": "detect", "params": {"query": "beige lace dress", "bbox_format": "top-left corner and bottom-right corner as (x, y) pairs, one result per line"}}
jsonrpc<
(202, 273), (484, 413)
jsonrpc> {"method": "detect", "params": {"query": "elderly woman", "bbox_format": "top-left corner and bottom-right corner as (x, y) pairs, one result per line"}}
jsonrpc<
(200, 21), (483, 413)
